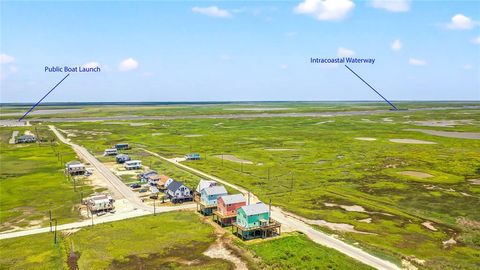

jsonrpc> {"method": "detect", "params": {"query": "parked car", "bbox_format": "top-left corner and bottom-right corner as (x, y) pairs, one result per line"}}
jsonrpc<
(130, 183), (141, 189)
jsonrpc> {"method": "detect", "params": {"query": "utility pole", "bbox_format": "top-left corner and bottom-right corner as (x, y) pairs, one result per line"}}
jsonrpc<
(267, 168), (270, 181)
(153, 197), (156, 216)
(49, 210), (52, 232)
(52, 219), (57, 244)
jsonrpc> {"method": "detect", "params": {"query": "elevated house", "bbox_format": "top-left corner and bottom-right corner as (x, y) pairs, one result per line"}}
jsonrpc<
(104, 148), (118, 156)
(165, 180), (192, 203)
(146, 174), (162, 186)
(185, 153), (201, 160)
(233, 202), (281, 240)
(139, 170), (157, 182)
(213, 194), (246, 226)
(16, 134), (36, 144)
(66, 161), (86, 175)
(125, 160), (142, 170)
(194, 179), (218, 201)
(197, 185), (228, 215)
(115, 154), (131, 164)
(84, 194), (114, 213)
(115, 143), (130, 150)
(158, 175), (173, 189)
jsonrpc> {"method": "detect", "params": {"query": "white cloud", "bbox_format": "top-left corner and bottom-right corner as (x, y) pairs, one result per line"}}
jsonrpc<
(408, 58), (426, 66)
(280, 64), (288, 69)
(447, 14), (475, 30)
(82, 62), (101, 69)
(370, 0), (410, 12)
(463, 64), (472, 70)
(337, 47), (355, 57)
(0, 54), (15, 64)
(192, 6), (231, 18)
(472, 36), (480, 44)
(118, 58), (139, 71)
(294, 0), (355, 21)
(391, 39), (402, 51)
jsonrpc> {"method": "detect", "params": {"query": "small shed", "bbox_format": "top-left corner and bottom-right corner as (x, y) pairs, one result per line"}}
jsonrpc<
(115, 143), (130, 150)
(115, 154), (131, 164)
(125, 160), (142, 170)
(104, 148), (118, 156)
(85, 194), (114, 213)
(165, 180), (192, 203)
(139, 170), (157, 181)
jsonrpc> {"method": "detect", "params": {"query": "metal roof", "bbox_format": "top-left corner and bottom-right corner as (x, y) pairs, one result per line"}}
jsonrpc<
(220, 194), (245, 205)
(167, 180), (185, 192)
(204, 185), (227, 196)
(196, 179), (217, 193)
(240, 203), (269, 216)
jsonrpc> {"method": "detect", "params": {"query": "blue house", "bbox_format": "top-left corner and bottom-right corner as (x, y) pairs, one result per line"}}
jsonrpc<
(201, 185), (228, 207)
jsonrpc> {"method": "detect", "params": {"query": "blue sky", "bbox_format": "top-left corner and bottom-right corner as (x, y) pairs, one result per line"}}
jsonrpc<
(1, 0), (479, 102)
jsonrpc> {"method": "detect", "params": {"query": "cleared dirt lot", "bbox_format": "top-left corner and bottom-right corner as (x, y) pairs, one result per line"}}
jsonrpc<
(405, 129), (480, 140)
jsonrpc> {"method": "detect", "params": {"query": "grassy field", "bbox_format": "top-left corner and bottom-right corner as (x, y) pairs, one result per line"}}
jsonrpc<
(0, 212), (231, 270)
(0, 126), (95, 232)
(243, 233), (374, 270)
(50, 104), (480, 269)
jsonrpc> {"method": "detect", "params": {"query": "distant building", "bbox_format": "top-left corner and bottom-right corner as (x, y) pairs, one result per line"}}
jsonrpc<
(165, 180), (192, 203)
(138, 170), (157, 181)
(85, 194), (114, 213)
(158, 175), (173, 189)
(115, 154), (131, 164)
(195, 179), (218, 194)
(115, 143), (130, 150)
(214, 194), (246, 226)
(16, 134), (36, 144)
(125, 160), (142, 170)
(66, 161), (86, 175)
(185, 153), (201, 160)
(104, 148), (118, 156)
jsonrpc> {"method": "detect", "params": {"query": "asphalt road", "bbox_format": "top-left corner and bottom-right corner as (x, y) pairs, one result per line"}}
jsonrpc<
(142, 149), (400, 270)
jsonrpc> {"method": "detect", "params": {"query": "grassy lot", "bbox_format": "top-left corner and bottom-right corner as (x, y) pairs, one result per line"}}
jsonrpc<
(0, 126), (95, 231)
(243, 233), (374, 270)
(54, 105), (480, 269)
(0, 212), (231, 270)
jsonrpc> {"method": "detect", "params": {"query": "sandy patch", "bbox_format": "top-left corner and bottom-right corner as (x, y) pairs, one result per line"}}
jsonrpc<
(422, 221), (438, 231)
(224, 107), (291, 111)
(184, 134), (204, 137)
(468, 179), (480, 185)
(442, 238), (457, 247)
(382, 118), (393, 122)
(152, 133), (164, 136)
(411, 120), (472, 127)
(358, 218), (372, 223)
(203, 240), (247, 270)
(389, 139), (437, 144)
(405, 129), (480, 140)
(306, 219), (374, 234)
(355, 137), (377, 141)
(264, 148), (294, 151)
(399, 171), (433, 179)
(215, 155), (253, 164)
(324, 203), (367, 213)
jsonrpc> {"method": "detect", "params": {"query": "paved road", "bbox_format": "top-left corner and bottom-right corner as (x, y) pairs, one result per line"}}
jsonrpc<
(21, 105), (479, 123)
(49, 125), (151, 211)
(0, 204), (196, 240)
(143, 149), (400, 270)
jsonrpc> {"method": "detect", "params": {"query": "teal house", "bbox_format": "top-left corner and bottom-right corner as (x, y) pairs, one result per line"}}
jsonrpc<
(236, 203), (270, 229)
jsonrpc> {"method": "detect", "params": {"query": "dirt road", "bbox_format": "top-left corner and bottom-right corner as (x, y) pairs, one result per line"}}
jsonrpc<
(142, 148), (400, 270)
(49, 125), (152, 211)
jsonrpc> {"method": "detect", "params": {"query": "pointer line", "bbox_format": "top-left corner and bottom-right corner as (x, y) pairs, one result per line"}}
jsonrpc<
(344, 65), (398, 110)
(19, 73), (71, 122)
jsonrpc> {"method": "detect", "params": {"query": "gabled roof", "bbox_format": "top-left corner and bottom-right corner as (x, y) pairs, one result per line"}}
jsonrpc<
(220, 194), (245, 205)
(167, 180), (185, 192)
(196, 179), (217, 193)
(239, 203), (269, 216)
(116, 154), (129, 158)
(203, 185), (227, 196)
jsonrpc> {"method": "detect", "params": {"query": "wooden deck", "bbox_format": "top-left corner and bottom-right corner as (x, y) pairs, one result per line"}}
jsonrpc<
(232, 219), (281, 240)
(212, 210), (237, 226)
(195, 200), (217, 216)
